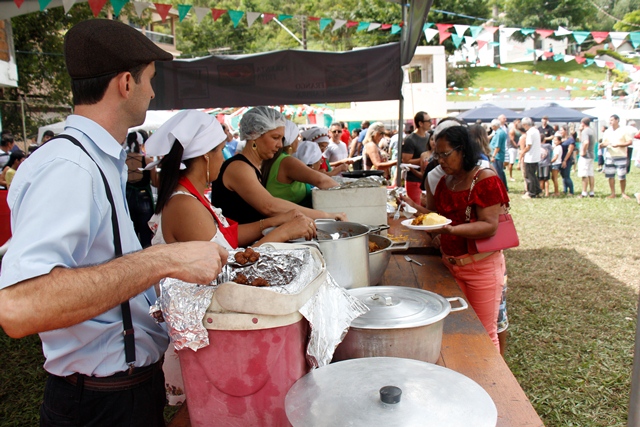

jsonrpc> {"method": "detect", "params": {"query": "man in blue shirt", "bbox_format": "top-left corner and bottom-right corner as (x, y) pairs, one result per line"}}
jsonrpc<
(490, 119), (509, 191)
(0, 19), (228, 426)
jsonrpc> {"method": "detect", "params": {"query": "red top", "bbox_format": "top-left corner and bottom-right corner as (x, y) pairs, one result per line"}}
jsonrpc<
(341, 128), (351, 147)
(435, 174), (509, 257)
(178, 176), (239, 249)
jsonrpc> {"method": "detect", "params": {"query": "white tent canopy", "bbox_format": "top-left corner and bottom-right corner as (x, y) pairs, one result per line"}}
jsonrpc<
(581, 106), (640, 126)
(37, 110), (182, 144)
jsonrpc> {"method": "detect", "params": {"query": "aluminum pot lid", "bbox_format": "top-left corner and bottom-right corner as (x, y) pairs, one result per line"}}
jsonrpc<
(348, 286), (451, 329)
(285, 357), (497, 427)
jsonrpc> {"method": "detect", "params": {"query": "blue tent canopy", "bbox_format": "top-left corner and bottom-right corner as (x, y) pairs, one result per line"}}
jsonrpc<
(455, 104), (521, 123)
(521, 103), (595, 122)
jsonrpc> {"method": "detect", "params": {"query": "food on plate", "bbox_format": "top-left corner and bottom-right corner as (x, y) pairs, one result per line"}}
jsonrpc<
(368, 241), (381, 253)
(234, 247), (260, 265)
(412, 212), (448, 226)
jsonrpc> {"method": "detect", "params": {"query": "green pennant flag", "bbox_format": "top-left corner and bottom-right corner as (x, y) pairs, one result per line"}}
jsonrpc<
(469, 26), (482, 38)
(228, 10), (244, 28)
(319, 18), (332, 31)
(110, 0), (127, 17)
(572, 31), (589, 45)
(629, 32), (640, 49)
(451, 34), (463, 48)
(520, 28), (535, 36)
(357, 22), (369, 32)
(490, 41), (500, 46)
(391, 24), (401, 35)
(178, 4), (191, 22)
(553, 54), (563, 61)
(424, 22), (434, 29)
(278, 14), (293, 21)
(38, 0), (52, 10)
(585, 58), (595, 66)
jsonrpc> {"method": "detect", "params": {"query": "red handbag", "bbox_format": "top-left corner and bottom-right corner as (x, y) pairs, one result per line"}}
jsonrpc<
(465, 169), (519, 254)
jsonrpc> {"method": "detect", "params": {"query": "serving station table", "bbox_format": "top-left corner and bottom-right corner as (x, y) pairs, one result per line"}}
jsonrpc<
(168, 219), (543, 427)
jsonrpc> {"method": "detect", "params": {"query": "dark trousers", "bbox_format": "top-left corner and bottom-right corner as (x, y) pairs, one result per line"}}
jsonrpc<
(40, 369), (166, 427)
(560, 163), (574, 195)
(524, 162), (541, 197)
(492, 159), (508, 191)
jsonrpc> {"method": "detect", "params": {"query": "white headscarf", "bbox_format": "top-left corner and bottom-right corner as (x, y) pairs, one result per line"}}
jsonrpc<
(284, 120), (300, 147)
(145, 110), (226, 170)
(301, 127), (331, 145)
(294, 140), (323, 165)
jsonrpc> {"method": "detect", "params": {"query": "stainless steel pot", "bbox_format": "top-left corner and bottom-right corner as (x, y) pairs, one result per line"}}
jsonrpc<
(333, 286), (467, 363)
(368, 234), (409, 286)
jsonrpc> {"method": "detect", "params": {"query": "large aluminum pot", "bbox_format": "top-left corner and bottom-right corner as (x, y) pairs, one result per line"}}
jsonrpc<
(368, 234), (409, 286)
(333, 286), (467, 363)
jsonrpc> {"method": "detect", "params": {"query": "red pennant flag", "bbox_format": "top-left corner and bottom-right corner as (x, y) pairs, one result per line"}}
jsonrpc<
(605, 61), (615, 69)
(308, 16), (320, 21)
(88, 0), (107, 17)
(211, 8), (226, 21)
(591, 31), (609, 43)
(346, 21), (358, 28)
(263, 13), (276, 24)
(380, 23), (392, 30)
(436, 23), (453, 42)
(635, 65), (640, 71)
(483, 26), (498, 34)
(536, 29), (554, 39)
(13, 0), (24, 8)
(476, 40), (488, 49)
(543, 51), (554, 58)
(154, 3), (171, 22)
(574, 56), (586, 64)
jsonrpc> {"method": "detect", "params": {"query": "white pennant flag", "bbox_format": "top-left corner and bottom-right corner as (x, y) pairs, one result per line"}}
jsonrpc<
(246, 11), (261, 27)
(332, 19), (347, 32)
(500, 27), (519, 38)
(193, 7), (209, 23)
(453, 24), (469, 37)
(594, 59), (606, 67)
(464, 36), (475, 45)
(534, 49), (545, 58)
(133, 2), (152, 18)
(424, 28), (438, 42)
(609, 32), (629, 49)
(368, 23), (381, 31)
(555, 26), (572, 37)
(62, 0), (76, 13)
(563, 55), (575, 63)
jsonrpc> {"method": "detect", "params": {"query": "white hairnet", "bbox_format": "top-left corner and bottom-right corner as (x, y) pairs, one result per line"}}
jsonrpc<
(239, 106), (286, 141)
(284, 120), (300, 147)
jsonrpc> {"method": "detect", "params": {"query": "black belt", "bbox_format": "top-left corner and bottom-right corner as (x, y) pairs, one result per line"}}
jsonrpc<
(61, 359), (163, 392)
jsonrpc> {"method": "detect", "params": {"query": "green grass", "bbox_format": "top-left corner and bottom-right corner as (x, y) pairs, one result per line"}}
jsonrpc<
(449, 60), (609, 101)
(1, 166), (640, 426)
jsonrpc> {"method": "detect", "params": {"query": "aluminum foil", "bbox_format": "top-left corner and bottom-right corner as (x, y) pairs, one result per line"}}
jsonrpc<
(330, 176), (387, 189)
(300, 274), (369, 368)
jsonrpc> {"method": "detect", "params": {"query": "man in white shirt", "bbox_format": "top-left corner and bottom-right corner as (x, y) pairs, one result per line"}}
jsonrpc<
(325, 122), (350, 167)
(520, 117), (542, 199)
(601, 114), (633, 199)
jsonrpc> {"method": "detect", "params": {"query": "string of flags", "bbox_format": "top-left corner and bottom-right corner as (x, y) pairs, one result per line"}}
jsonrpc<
(11, 0), (640, 51)
(489, 64), (640, 84)
(446, 92), (628, 101)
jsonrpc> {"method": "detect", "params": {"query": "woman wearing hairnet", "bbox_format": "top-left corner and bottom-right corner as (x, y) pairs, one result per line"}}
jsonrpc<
(262, 120), (339, 208)
(211, 107), (347, 224)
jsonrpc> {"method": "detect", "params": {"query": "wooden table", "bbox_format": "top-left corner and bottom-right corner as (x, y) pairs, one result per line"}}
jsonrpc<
(169, 219), (544, 427)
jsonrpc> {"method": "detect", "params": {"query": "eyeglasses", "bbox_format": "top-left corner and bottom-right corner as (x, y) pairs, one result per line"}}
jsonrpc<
(432, 148), (458, 161)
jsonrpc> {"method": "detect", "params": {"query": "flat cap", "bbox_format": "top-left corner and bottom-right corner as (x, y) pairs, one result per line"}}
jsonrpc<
(64, 19), (173, 79)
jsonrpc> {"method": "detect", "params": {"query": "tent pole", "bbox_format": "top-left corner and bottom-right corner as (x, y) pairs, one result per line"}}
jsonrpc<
(628, 290), (640, 426)
(395, 1), (406, 188)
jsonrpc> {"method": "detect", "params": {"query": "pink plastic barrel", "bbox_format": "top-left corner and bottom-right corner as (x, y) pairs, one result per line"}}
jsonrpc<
(0, 190), (11, 246)
(179, 319), (309, 427)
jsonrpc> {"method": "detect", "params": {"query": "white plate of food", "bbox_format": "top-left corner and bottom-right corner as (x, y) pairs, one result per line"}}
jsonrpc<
(401, 213), (452, 231)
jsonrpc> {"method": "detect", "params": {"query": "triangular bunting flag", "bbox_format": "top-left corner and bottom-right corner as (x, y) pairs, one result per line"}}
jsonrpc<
(436, 23), (453, 42)
(357, 22), (369, 32)
(572, 31), (589, 45)
(615, 63), (625, 71)
(133, 1), (151, 17)
(246, 11), (261, 27)
(228, 10), (244, 27)
(13, 0), (24, 8)
(211, 8), (226, 21)
(177, 4), (191, 21)
(451, 34), (463, 48)
(574, 56), (586, 64)
(380, 24), (392, 30)
(110, 0), (127, 17)
(525, 48), (535, 55)
(192, 6), (208, 22)
(346, 21), (358, 28)
(536, 29), (554, 39)
(476, 40), (488, 49)
(154, 3), (171, 22)
(543, 51), (554, 58)
(424, 28), (438, 42)
(278, 14), (292, 21)
(608, 32), (629, 49)
(391, 24), (401, 35)
(555, 26), (572, 37)
(469, 26), (483, 38)
(332, 19), (346, 32)
(87, 0), (107, 16)
(604, 61), (614, 69)
(534, 49), (545, 57)
(453, 24), (469, 37)
(308, 16), (320, 21)
(368, 23), (381, 31)
(594, 59), (606, 67)
(500, 27), (518, 38)
(483, 26), (498, 35)
(591, 32), (609, 43)
(520, 28), (535, 36)
(62, 0), (75, 12)
(38, 0), (52, 9)
(319, 18), (332, 31)
(563, 55), (575, 62)
(630, 32), (640, 49)
(553, 54), (564, 61)
(585, 58), (595, 66)
(263, 13), (276, 24)
(464, 35), (475, 45)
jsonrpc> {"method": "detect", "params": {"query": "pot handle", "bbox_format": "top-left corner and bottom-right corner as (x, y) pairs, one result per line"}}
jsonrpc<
(383, 240), (410, 252)
(366, 223), (391, 234)
(447, 297), (468, 312)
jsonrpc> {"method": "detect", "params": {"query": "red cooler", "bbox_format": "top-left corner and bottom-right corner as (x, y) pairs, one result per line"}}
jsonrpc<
(179, 245), (326, 427)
